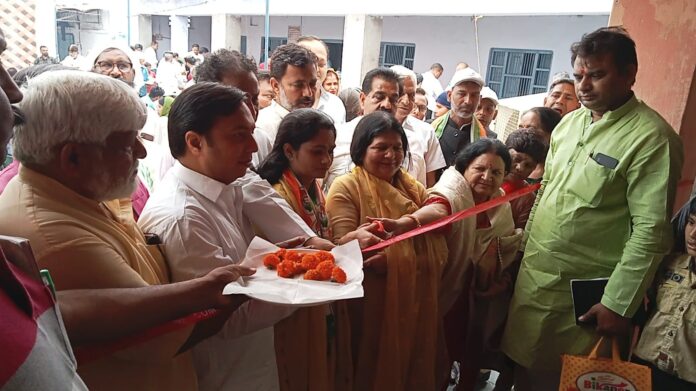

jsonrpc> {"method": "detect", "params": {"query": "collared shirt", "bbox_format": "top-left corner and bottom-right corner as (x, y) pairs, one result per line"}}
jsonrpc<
(316, 89), (346, 126)
(502, 95), (684, 371)
(139, 163), (302, 391)
(0, 166), (196, 391)
(256, 100), (290, 144)
(253, 128), (273, 168)
(0, 248), (88, 391)
(403, 116), (446, 185)
(326, 116), (361, 191)
(421, 71), (443, 111)
(635, 254), (696, 383)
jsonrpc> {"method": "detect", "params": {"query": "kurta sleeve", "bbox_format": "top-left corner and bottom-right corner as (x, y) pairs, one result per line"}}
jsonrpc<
(237, 170), (316, 242)
(39, 242), (150, 290)
(326, 177), (361, 243)
(601, 133), (684, 316)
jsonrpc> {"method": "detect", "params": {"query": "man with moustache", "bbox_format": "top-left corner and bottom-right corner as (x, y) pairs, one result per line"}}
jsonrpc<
(502, 27), (684, 390)
(297, 35), (346, 126)
(0, 70), (255, 391)
(390, 65), (445, 187)
(325, 67), (401, 189)
(432, 68), (491, 168)
(256, 43), (318, 144)
(543, 71), (581, 117)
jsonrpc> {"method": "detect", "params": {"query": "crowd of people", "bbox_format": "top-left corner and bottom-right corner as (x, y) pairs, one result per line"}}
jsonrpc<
(0, 24), (694, 391)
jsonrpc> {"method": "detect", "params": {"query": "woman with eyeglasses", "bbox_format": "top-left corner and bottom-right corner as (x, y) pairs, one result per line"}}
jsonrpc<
(326, 111), (448, 390)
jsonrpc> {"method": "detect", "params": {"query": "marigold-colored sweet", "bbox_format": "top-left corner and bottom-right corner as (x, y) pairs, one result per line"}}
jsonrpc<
(277, 260), (297, 278)
(331, 266), (347, 284)
(263, 254), (281, 269)
(275, 248), (287, 259)
(316, 260), (334, 280)
(300, 254), (320, 271)
(316, 251), (335, 263)
(285, 250), (303, 263)
(304, 269), (322, 281)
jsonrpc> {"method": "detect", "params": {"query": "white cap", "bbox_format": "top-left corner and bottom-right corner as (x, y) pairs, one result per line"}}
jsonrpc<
(480, 86), (499, 106)
(447, 68), (484, 91)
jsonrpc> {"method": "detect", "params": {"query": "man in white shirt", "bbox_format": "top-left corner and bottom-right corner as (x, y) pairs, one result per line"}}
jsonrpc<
(185, 43), (205, 64)
(325, 67), (401, 190)
(296, 36), (346, 126)
(256, 44), (318, 144)
(195, 48), (273, 167)
(61, 44), (83, 68)
(156, 51), (183, 96)
(420, 62), (444, 113)
(139, 83), (331, 390)
(143, 41), (158, 70)
(391, 65), (446, 187)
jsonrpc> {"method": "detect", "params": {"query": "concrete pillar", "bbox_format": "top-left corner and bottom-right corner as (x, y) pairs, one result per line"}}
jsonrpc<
(131, 14), (153, 46)
(34, 0), (57, 56)
(169, 15), (190, 55)
(610, 0), (696, 208)
(211, 14), (242, 52)
(340, 14), (383, 89)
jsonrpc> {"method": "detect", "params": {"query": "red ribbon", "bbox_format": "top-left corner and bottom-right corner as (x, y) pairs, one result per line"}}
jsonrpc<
(72, 177), (696, 364)
(362, 183), (541, 253)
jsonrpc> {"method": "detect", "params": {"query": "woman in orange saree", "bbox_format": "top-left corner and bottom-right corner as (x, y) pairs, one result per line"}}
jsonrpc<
(258, 109), (383, 391)
(326, 111), (448, 390)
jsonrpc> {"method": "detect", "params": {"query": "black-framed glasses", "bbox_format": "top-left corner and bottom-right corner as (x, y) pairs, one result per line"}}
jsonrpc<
(95, 61), (132, 73)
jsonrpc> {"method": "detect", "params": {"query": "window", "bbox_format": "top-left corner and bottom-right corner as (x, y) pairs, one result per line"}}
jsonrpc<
(486, 48), (553, 99)
(324, 39), (343, 72)
(379, 42), (416, 69)
(260, 37), (288, 63)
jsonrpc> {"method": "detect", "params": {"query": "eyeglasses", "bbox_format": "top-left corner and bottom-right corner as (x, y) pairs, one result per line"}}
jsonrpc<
(95, 61), (132, 73)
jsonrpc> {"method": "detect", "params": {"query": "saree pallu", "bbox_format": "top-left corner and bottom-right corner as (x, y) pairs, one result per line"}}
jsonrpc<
(273, 177), (352, 391)
(326, 166), (448, 391)
(432, 171), (522, 390)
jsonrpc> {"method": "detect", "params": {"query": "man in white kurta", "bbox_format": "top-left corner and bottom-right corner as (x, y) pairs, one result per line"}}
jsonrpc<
(139, 82), (333, 390)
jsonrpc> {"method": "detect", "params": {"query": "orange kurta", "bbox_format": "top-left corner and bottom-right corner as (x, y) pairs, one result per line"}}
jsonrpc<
(326, 167), (448, 391)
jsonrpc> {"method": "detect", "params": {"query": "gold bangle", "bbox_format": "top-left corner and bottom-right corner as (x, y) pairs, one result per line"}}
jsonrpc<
(404, 214), (422, 229)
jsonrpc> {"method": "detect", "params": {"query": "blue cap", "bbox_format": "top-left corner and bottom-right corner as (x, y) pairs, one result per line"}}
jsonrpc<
(435, 91), (451, 109)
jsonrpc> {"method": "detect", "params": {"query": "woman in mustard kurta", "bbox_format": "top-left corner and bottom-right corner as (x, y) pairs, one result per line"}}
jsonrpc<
(325, 111), (448, 391)
(258, 109), (383, 391)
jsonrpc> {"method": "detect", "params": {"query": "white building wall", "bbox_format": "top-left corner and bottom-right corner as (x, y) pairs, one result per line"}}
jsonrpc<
(61, 12), (608, 93)
(189, 16), (211, 50)
(382, 15), (608, 85)
(234, 14), (607, 89)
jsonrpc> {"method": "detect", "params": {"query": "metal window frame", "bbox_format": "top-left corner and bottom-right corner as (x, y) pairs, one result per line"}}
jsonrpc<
(379, 42), (416, 69)
(486, 47), (553, 99)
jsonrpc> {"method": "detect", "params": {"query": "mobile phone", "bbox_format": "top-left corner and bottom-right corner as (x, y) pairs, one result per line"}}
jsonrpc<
(592, 153), (619, 169)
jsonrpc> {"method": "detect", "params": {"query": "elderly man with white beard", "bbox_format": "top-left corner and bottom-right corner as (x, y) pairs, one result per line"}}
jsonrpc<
(0, 70), (256, 391)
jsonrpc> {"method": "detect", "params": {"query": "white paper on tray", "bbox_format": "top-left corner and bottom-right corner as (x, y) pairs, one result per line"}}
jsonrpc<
(223, 237), (364, 306)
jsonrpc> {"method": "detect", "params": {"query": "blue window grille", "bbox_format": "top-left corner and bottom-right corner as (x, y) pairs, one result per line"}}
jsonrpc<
(486, 48), (553, 98)
(379, 42), (416, 69)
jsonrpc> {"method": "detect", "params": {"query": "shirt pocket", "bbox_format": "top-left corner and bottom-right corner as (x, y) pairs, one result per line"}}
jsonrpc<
(566, 157), (614, 207)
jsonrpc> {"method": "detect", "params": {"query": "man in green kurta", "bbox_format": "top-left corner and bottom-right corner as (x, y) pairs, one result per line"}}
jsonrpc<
(501, 27), (684, 389)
